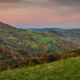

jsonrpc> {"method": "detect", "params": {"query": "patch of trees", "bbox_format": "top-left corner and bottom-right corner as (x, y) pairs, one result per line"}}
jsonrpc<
(1, 48), (80, 72)
(7, 48), (80, 71)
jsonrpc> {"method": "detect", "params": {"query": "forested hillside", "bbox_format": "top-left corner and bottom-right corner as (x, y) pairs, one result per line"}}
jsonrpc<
(59, 29), (80, 41)
(0, 22), (80, 71)
(0, 22), (80, 56)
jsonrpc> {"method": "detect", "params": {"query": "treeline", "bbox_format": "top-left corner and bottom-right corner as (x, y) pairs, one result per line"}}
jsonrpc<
(1, 48), (80, 71)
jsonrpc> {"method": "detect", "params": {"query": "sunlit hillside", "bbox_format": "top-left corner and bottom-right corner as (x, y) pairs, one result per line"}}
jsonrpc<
(0, 57), (80, 80)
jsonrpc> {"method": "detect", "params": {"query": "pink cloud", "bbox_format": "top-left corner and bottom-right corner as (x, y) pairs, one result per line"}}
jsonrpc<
(0, 2), (80, 28)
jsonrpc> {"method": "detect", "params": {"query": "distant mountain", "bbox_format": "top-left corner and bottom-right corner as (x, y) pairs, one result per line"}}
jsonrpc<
(26, 28), (62, 32)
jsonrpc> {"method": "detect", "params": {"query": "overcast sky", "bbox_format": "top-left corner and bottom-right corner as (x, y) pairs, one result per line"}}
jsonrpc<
(0, 0), (80, 28)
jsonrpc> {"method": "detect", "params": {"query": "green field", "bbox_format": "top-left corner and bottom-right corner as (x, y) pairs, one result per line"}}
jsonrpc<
(32, 34), (43, 38)
(27, 31), (36, 35)
(39, 37), (55, 43)
(0, 57), (80, 80)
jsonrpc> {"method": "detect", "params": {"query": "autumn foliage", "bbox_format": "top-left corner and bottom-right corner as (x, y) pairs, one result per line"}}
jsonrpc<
(0, 48), (80, 71)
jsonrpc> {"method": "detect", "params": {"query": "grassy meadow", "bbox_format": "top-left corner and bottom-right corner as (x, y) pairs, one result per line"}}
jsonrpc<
(0, 57), (80, 80)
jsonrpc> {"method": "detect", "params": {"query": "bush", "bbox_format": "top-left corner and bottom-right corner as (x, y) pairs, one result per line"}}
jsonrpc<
(72, 48), (80, 55)
(18, 60), (29, 68)
(28, 59), (40, 67)
(61, 52), (77, 60)
(55, 53), (62, 60)
(69, 52), (77, 57)
(38, 59), (45, 64)
(45, 53), (58, 63)
(61, 53), (69, 60)
(0, 65), (7, 71)
(11, 64), (19, 69)
(38, 55), (47, 64)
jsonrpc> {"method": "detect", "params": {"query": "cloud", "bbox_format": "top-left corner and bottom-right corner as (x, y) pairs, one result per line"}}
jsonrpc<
(0, 0), (22, 3)
(0, 0), (80, 6)
(49, 0), (80, 3)
(49, 0), (80, 5)
(0, 0), (47, 3)
(0, 0), (80, 28)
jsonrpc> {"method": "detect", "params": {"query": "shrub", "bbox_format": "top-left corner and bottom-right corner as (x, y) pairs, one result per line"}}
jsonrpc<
(69, 52), (77, 57)
(72, 48), (80, 55)
(38, 54), (48, 64)
(11, 64), (19, 69)
(45, 53), (58, 63)
(18, 60), (29, 68)
(61, 52), (77, 60)
(28, 59), (40, 67)
(38, 59), (45, 64)
(55, 53), (62, 60)
(0, 65), (7, 71)
(61, 53), (69, 60)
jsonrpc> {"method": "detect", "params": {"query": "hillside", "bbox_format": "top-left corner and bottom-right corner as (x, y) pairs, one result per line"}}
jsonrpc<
(27, 27), (80, 41)
(59, 29), (80, 41)
(0, 22), (80, 56)
(0, 22), (80, 69)
(0, 57), (80, 80)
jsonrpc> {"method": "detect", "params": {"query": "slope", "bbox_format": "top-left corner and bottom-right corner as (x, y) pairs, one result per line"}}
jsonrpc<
(0, 22), (80, 59)
(0, 57), (80, 80)
(59, 29), (80, 41)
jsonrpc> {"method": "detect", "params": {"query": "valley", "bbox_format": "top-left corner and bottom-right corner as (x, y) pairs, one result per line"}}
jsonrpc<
(0, 22), (80, 72)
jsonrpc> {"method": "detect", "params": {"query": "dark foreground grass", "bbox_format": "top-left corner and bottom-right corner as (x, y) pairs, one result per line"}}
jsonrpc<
(0, 57), (80, 80)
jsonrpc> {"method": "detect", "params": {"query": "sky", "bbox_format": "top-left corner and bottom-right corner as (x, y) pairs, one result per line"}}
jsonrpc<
(0, 0), (80, 29)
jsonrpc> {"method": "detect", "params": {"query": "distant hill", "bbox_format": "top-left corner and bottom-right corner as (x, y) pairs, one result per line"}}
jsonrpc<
(26, 27), (80, 41)
(26, 28), (62, 32)
(59, 29), (80, 40)
(0, 56), (80, 80)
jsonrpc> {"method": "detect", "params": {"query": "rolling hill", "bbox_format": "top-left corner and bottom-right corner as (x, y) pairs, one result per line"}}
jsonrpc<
(0, 22), (80, 69)
(0, 56), (80, 80)
(0, 22), (80, 57)
(26, 28), (62, 32)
